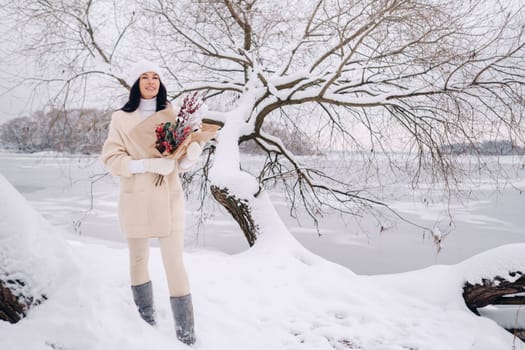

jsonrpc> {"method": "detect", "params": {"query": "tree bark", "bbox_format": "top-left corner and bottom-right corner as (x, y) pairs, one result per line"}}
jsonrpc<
(210, 185), (259, 246)
(0, 279), (31, 323)
(462, 271), (525, 314)
(463, 271), (525, 341)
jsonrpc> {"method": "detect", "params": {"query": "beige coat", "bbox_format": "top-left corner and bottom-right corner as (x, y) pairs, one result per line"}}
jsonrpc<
(100, 109), (185, 238)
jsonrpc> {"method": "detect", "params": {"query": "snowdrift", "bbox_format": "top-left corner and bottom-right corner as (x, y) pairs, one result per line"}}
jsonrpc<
(0, 173), (75, 319)
(0, 173), (523, 350)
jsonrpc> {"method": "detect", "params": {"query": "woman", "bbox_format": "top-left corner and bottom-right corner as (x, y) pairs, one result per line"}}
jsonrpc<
(100, 60), (200, 345)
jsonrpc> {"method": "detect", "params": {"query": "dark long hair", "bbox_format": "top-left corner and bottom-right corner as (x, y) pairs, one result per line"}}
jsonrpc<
(121, 79), (168, 112)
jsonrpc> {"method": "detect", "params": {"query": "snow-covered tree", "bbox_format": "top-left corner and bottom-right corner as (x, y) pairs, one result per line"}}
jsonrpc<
(2, 2), (525, 335)
(2, 0), (525, 246)
(147, 0), (525, 245)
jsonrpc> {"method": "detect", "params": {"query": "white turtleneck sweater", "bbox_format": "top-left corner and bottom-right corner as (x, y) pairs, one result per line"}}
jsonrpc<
(129, 97), (197, 174)
(138, 97), (157, 119)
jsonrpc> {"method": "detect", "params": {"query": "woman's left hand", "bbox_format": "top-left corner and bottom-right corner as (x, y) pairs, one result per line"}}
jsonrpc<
(185, 142), (202, 161)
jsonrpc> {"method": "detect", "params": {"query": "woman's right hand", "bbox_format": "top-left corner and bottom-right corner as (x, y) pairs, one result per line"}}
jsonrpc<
(143, 158), (175, 175)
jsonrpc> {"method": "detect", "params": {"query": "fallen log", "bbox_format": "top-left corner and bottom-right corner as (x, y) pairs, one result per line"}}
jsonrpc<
(0, 279), (44, 323)
(0, 173), (67, 324)
(463, 271), (525, 313)
(463, 271), (525, 341)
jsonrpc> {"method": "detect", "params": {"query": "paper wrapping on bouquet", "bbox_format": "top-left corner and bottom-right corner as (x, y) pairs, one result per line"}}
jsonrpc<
(129, 108), (220, 160)
(171, 122), (219, 159)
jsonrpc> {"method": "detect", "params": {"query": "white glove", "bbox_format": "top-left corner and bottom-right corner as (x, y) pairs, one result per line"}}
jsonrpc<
(189, 119), (202, 132)
(185, 142), (202, 161)
(179, 156), (197, 172)
(129, 159), (146, 174)
(143, 158), (175, 175)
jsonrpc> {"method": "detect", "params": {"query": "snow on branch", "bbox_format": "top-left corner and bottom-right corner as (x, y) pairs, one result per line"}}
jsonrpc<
(251, 127), (424, 232)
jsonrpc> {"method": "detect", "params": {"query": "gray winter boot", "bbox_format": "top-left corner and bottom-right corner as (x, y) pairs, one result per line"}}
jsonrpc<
(131, 281), (156, 326)
(170, 294), (196, 345)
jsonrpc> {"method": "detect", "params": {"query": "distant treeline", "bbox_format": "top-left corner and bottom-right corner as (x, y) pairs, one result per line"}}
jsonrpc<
(441, 140), (525, 156)
(0, 108), (112, 154)
(0, 109), (316, 155)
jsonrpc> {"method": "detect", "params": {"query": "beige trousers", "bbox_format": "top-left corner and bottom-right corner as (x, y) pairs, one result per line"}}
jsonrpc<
(127, 231), (190, 297)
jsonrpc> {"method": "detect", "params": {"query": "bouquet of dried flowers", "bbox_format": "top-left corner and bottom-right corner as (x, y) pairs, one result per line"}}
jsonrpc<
(129, 91), (219, 186)
(155, 92), (203, 156)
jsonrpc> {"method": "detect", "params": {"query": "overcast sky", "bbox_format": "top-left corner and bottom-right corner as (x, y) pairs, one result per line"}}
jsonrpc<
(0, 68), (35, 123)
(0, 11), (42, 124)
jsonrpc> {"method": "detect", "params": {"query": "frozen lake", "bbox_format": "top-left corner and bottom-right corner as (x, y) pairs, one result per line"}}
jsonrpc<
(1, 151), (524, 274)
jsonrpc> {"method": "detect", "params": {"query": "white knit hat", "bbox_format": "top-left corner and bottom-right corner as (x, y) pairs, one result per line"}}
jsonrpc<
(128, 60), (163, 85)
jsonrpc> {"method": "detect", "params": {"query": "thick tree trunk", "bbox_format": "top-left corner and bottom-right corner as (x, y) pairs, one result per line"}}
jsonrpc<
(463, 271), (525, 341)
(210, 185), (259, 246)
(0, 279), (40, 323)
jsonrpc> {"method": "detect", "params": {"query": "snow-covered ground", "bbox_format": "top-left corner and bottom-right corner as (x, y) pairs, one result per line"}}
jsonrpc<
(1, 151), (524, 349)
